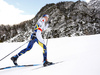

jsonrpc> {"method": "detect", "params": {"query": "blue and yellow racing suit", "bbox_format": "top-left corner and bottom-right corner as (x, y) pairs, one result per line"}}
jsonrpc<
(17, 17), (49, 62)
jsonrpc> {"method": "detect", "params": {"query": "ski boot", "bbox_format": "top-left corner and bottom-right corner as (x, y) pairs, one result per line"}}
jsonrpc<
(43, 61), (53, 67)
(11, 55), (18, 66)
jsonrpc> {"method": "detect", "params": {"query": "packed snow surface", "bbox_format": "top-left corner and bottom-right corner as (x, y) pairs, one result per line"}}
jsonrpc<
(0, 34), (100, 75)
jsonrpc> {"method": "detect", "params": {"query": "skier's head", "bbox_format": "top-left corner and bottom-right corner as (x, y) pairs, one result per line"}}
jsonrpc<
(43, 14), (49, 22)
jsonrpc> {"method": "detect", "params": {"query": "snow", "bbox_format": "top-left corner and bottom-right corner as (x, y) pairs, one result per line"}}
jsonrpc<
(0, 34), (100, 75)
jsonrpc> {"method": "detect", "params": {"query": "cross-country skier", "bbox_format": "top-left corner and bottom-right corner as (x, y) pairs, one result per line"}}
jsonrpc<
(11, 14), (52, 67)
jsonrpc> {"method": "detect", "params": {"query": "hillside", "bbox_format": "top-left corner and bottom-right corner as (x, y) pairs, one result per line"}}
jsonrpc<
(0, 0), (100, 42)
(88, 0), (100, 10)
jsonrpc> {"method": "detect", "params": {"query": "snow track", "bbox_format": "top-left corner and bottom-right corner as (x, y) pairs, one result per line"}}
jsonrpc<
(0, 34), (100, 75)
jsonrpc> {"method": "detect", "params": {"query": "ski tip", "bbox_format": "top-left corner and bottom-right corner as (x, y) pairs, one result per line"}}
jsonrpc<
(0, 64), (41, 70)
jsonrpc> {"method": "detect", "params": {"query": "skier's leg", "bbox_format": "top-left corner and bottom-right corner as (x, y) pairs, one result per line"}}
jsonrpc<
(11, 38), (36, 65)
(36, 40), (52, 66)
(18, 39), (36, 56)
(36, 40), (47, 62)
(43, 44), (47, 62)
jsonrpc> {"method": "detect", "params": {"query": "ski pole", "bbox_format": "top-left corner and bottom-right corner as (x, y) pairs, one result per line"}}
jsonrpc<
(46, 32), (49, 46)
(46, 38), (48, 46)
(0, 39), (31, 61)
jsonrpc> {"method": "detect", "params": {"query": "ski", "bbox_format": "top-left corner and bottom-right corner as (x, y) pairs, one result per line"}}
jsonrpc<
(0, 61), (63, 70)
(32, 61), (63, 70)
(0, 64), (40, 70)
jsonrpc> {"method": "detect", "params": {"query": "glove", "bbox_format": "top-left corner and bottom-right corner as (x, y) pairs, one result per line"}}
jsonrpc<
(48, 21), (51, 24)
(31, 33), (36, 40)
